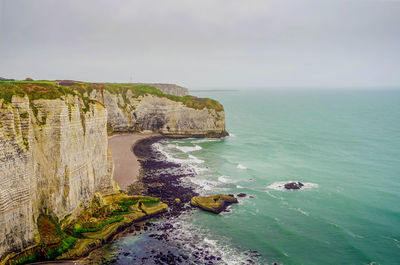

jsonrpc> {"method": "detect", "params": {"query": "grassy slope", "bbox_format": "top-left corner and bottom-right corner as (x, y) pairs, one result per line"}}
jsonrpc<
(0, 81), (224, 111)
(1, 194), (167, 264)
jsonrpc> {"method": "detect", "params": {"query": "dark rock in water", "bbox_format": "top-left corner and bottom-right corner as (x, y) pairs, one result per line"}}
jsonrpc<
(284, 181), (304, 190)
(237, 193), (247, 197)
(190, 194), (238, 214)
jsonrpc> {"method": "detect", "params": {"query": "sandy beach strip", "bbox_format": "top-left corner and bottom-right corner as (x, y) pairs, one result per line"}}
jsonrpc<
(108, 133), (159, 191)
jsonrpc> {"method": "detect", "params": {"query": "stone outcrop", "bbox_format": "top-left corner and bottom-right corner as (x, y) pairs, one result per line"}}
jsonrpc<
(0, 95), (116, 259)
(89, 91), (227, 137)
(190, 195), (238, 214)
(133, 83), (188, 97)
(284, 182), (304, 190)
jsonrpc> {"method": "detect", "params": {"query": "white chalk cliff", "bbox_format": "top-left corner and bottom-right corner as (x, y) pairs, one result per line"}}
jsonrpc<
(0, 95), (115, 258)
(88, 90), (227, 137)
(0, 82), (226, 259)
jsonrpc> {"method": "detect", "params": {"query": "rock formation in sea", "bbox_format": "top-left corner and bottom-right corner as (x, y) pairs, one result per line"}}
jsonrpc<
(284, 181), (304, 190)
(0, 81), (227, 262)
(190, 195), (238, 214)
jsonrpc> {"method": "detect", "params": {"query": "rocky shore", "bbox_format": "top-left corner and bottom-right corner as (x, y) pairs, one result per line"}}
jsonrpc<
(84, 136), (260, 265)
(131, 136), (199, 215)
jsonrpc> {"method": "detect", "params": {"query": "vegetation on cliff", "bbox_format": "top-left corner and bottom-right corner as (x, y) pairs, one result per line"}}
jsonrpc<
(0, 80), (223, 111)
(0, 81), (96, 118)
(1, 192), (167, 265)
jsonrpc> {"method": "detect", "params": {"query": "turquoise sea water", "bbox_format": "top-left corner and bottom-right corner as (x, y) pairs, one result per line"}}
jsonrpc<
(115, 90), (400, 264)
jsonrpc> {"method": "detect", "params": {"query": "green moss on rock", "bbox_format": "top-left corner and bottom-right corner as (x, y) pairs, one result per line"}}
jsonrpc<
(190, 194), (238, 214)
(73, 216), (124, 234)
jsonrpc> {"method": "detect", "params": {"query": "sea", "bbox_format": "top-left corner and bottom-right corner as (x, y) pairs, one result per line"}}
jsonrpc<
(110, 90), (400, 265)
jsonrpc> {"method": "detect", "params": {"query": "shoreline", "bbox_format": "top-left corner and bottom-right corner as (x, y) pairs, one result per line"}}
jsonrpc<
(108, 133), (159, 191)
(80, 136), (201, 264)
(132, 136), (199, 210)
(90, 136), (260, 264)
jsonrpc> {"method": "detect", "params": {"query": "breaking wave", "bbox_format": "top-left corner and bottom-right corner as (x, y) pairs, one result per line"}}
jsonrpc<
(237, 164), (247, 170)
(176, 144), (202, 153)
(218, 175), (230, 183)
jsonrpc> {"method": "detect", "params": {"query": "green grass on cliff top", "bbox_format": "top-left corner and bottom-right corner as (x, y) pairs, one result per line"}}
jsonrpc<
(0, 81), (224, 111)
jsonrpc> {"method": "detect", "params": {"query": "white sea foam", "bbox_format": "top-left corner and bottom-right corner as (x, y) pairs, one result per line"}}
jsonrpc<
(289, 207), (310, 216)
(218, 175), (230, 183)
(237, 164), (247, 170)
(267, 181), (319, 191)
(188, 154), (204, 164)
(229, 133), (236, 137)
(151, 142), (207, 180)
(152, 143), (204, 165)
(167, 143), (177, 148)
(184, 177), (218, 192)
(191, 165), (209, 174)
(165, 214), (262, 264)
(176, 144), (202, 153)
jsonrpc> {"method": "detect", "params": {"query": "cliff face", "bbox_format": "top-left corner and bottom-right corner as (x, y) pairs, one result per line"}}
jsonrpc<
(0, 95), (115, 257)
(89, 90), (227, 137)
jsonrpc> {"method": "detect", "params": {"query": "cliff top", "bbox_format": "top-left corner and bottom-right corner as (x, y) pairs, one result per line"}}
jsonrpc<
(0, 81), (223, 111)
(132, 83), (188, 97)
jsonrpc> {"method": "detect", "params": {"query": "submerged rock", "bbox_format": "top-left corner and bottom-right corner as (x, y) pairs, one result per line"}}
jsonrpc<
(284, 181), (304, 190)
(237, 193), (247, 197)
(190, 195), (238, 214)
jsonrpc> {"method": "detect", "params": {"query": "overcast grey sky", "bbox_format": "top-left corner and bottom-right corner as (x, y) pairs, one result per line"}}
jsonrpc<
(0, 0), (399, 89)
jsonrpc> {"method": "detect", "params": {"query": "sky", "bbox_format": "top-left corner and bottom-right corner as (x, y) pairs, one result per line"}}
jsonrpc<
(0, 0), (399, 89)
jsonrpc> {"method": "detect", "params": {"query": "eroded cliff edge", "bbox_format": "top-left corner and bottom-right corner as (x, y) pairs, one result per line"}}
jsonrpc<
(84, 84), (227, 137)
(0, 81), (227, 261)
